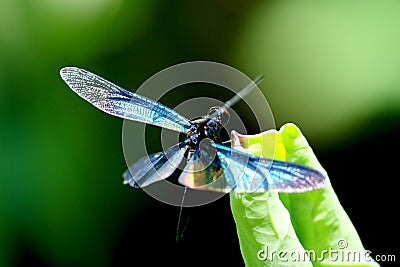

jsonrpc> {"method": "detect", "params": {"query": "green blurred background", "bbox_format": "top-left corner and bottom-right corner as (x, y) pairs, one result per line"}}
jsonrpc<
(1, 1), (399, 266)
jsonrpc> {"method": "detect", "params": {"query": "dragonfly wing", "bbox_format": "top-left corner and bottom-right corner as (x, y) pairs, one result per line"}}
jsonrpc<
(179, 148), (227, 190)
(178, 145), (262, 192)
(123, 142), (187, 188)
(60, 67), (192, 133)
(179, 143), (326, 193)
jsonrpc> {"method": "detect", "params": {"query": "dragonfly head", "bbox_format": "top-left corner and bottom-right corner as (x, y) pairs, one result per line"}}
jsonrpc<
(207, 107), (230, 126)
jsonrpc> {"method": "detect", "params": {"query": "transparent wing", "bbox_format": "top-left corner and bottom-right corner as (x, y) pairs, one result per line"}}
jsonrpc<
(123, 142), (187, 188)
(60, 67), (192, 133)
(179, 148), (230, 191)
(179, 143), (326, 193)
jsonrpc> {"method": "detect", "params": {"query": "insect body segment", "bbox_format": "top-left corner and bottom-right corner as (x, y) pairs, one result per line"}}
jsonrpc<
(185, 111), (223, 148)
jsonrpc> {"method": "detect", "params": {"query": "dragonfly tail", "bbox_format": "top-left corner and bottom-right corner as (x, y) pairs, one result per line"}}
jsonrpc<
(176, 186), (189, 242)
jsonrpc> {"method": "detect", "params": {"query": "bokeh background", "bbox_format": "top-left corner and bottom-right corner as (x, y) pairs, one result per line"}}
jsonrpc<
(1, 1), (399, 266)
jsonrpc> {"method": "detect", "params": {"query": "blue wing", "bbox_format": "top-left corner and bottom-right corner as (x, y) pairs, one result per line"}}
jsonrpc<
(179, 143), (326, 193)
(123, 142), (187, 188)
(60, 67), (192, 133)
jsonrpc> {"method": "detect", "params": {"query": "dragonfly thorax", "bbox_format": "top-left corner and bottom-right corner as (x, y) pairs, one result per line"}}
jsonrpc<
(186, 117), (223, 149)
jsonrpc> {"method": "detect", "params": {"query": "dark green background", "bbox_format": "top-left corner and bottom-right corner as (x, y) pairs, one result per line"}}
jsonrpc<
(1, 1), (398, 266)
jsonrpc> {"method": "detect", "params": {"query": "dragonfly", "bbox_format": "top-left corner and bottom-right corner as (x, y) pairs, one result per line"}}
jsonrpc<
(60, 67), (326, 194)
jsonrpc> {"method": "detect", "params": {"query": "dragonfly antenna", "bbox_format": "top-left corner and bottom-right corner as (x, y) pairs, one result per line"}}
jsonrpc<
(176, 186), (188, 242)
(222, 75), (264, 110)
(208, 75), (264, 120)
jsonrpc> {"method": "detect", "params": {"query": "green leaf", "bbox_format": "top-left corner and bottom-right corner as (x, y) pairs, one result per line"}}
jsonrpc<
(230, 126), (312, 267)
(230, 123), (379, 267)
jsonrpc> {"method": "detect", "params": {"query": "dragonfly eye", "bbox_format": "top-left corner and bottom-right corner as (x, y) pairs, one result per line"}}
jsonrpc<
(207, 106), (230, 125)
(207, 106), (219, 114)
(220, 110), (230, 126)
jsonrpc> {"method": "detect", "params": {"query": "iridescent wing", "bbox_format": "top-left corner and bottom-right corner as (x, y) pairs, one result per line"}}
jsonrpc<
(60, 67), (192, 133)
(123, 142), (187, 188)
(179, 143), (326, 193)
